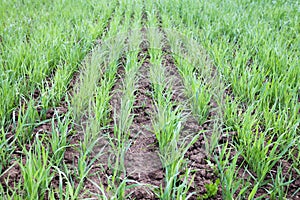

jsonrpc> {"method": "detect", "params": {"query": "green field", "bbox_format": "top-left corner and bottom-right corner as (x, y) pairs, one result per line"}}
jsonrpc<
(0, 0), (299, 199)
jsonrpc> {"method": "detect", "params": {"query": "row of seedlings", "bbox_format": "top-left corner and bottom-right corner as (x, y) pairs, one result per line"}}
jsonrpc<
(146, 8), (198, 199)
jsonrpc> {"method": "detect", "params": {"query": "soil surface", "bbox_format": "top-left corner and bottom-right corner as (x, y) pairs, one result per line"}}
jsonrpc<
(124, 39), (164, 199)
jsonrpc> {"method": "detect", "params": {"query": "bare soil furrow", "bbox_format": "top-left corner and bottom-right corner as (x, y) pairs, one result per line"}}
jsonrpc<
(119, 6), (164, 199)
(125, 46), (163, 200)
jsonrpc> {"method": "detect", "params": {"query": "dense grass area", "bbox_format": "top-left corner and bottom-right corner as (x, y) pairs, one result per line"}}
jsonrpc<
(0, 0), (299, 199)
(0, 0), (115, 125)
(159, 0), (299, 198)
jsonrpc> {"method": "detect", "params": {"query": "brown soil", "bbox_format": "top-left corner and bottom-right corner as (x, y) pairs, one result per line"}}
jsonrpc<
(124, 41), (163, 199)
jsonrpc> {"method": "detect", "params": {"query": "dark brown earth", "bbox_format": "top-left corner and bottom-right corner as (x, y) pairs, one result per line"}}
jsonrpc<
(121, 10), (164, 199)
(124, 41), (164, 199)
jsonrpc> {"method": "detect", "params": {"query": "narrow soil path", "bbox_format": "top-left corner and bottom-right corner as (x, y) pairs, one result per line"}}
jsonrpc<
(124, 39), (163, 199)
(121, 6), (165, 198)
